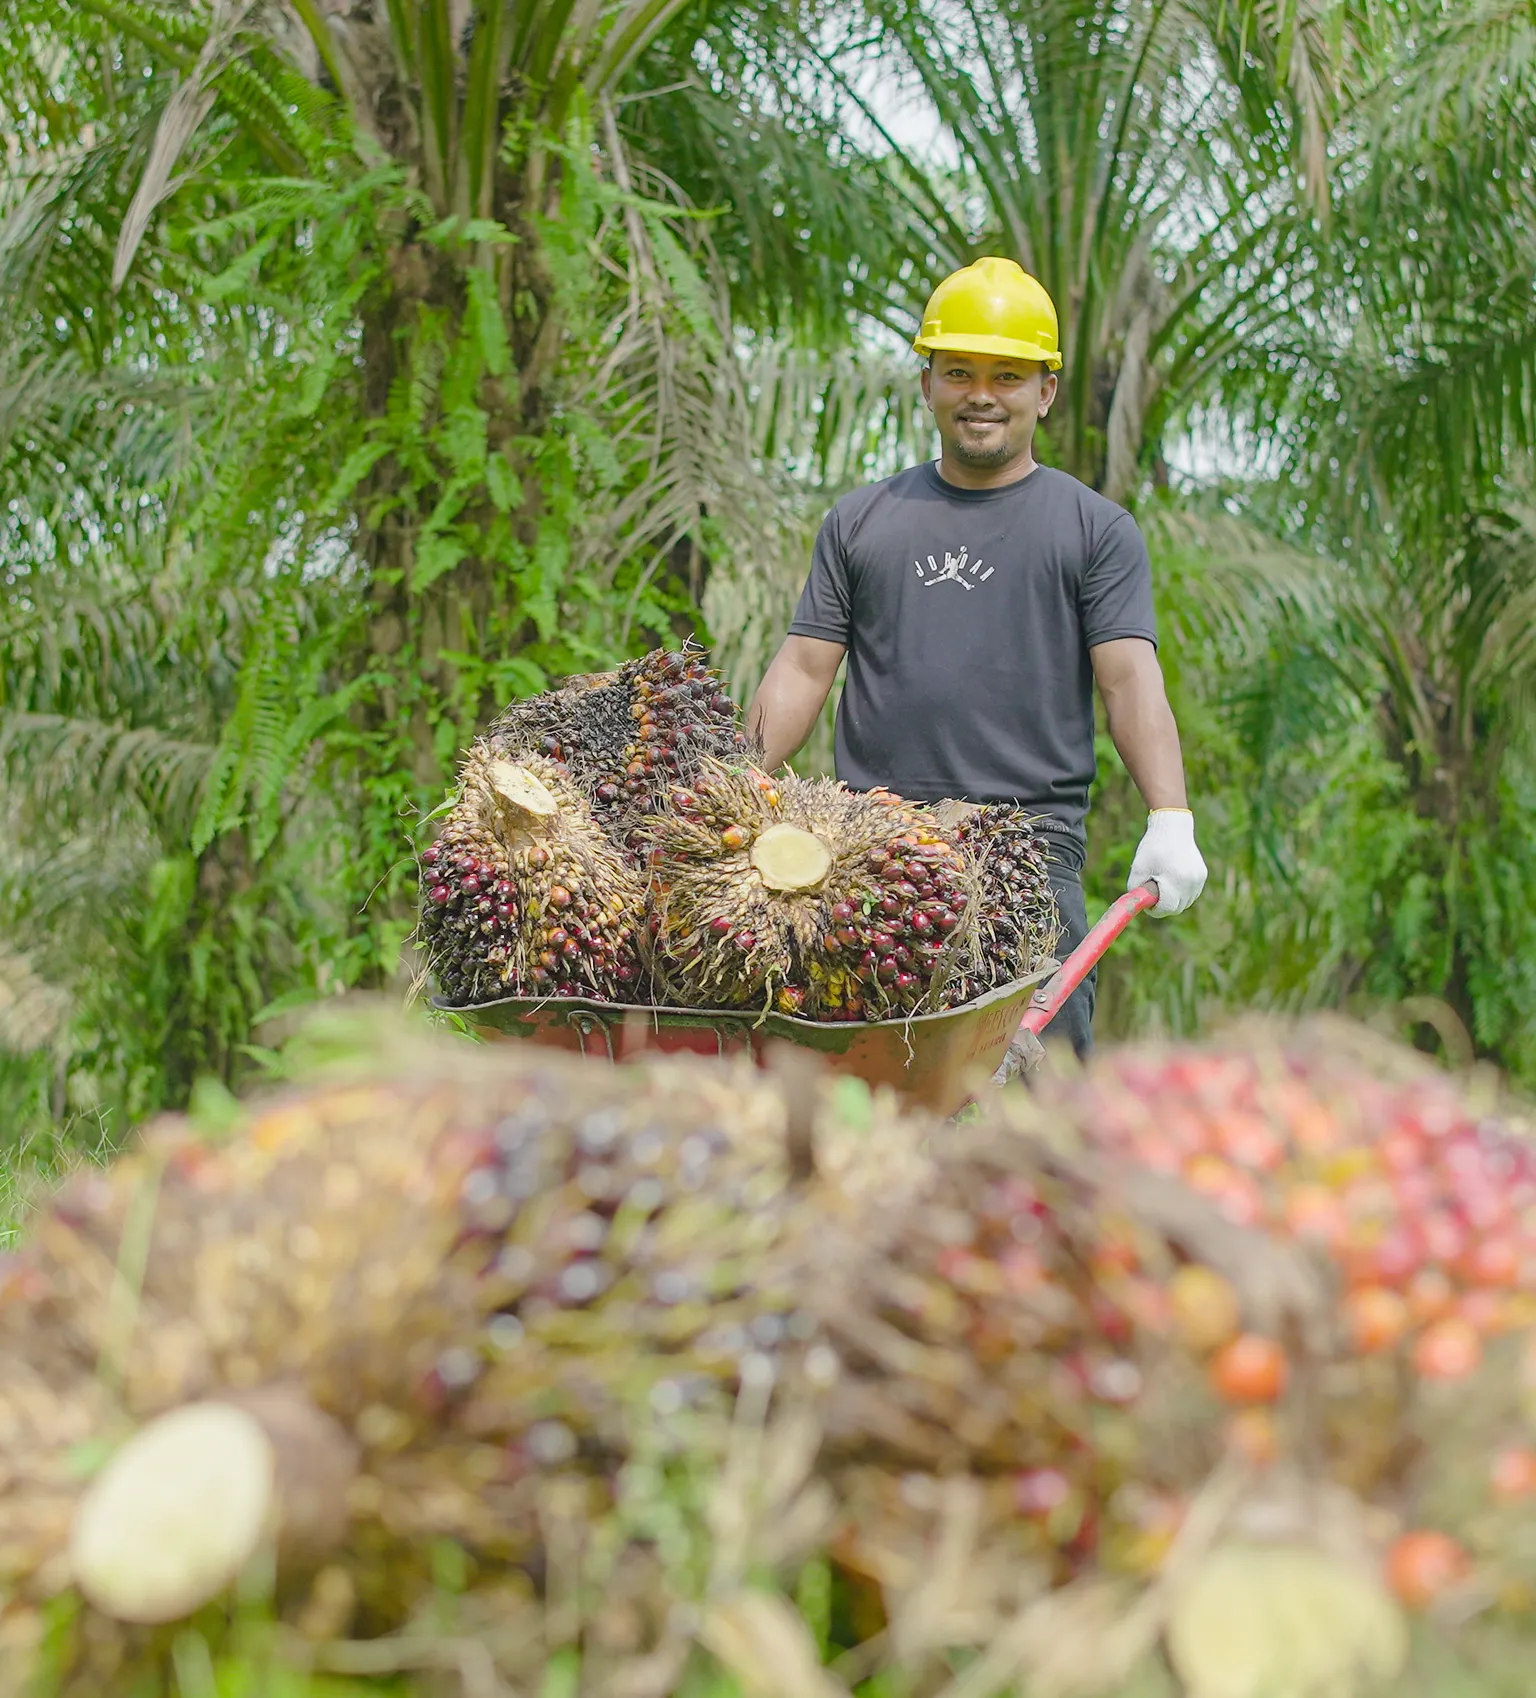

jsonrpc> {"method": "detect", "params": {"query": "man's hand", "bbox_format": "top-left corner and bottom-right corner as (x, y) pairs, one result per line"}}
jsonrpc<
(1091, 637), (1207, 918)
(747, 636), (846, 771)
(1128, 809), (1208, 917)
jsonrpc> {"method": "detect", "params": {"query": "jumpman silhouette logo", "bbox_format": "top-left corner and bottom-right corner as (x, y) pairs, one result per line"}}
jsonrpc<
(914, 546), (996, 589)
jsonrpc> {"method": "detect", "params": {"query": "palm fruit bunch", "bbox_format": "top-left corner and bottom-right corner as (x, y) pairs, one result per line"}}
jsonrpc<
(485, 644), (747, 821)
(419, 745), (644, 1005)
(944, 803), (1062, 1000)
(0, 1016), (939, 1694)
(641, 760), (981, 1018)
(615, 645), (750, 817)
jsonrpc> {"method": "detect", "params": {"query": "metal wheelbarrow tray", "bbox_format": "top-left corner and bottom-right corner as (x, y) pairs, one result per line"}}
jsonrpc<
(434, 883), (1161, 1115)
(434, 963), (1056, 1116)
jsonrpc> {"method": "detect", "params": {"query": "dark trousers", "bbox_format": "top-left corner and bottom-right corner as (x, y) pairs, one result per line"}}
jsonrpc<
(1044, 845), (1094, 1060)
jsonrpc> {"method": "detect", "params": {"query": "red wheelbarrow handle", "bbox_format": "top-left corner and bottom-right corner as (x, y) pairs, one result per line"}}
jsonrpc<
(1017, 881), (1159, 1038)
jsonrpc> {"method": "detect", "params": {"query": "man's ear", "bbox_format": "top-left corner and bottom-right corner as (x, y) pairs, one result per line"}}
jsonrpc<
(920, 361), (933, 411)
(1038, 368), (1059, 416)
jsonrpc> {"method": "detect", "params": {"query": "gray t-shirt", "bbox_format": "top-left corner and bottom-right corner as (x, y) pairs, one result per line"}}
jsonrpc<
(788, 462), (1156, 847)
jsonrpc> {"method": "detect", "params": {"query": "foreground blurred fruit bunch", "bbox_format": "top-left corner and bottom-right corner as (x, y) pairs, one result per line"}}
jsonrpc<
(6, 1018), (1536, 1697)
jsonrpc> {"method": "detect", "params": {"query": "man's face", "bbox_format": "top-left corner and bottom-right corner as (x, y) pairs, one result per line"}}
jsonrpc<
(921, 352), (1058, 469)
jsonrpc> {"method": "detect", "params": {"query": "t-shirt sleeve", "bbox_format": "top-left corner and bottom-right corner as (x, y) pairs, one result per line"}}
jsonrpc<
(1079, 510), (1158, 649)
(787, 506), (852, 645)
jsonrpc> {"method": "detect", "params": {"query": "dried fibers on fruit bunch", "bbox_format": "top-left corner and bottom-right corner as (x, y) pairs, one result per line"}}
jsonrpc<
(642, 760), (980, 1018)
(485, 645), (747, 820)
(419, 746), (643, 1005)
(946, 803), (1061, 1001)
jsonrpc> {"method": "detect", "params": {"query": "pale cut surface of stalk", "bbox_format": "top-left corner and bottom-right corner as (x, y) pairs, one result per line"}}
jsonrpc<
(70, 1402), (276, 1624)
(750, 823), (833, 891)
(487, 760), (558, 818)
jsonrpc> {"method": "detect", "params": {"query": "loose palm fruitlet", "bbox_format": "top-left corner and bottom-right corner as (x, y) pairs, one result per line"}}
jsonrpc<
(485, 644), (747, 819)
(418, 746), (644, 1004)
(945, 803), (1061, 1001)
(642, 760), (981, 1017)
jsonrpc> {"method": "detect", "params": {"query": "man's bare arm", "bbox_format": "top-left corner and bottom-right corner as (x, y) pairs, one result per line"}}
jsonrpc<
(747, 636), (846, 771)
(1090, 637), (1188, 808)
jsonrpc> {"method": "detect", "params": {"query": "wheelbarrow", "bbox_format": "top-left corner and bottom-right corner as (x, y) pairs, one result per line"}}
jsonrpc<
(439, 883), (1158, 1117)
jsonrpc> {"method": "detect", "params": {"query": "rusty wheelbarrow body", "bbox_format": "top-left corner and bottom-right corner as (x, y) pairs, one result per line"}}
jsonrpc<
(438, 886), (1158, 1117)
(440, 963), (1053, 1117)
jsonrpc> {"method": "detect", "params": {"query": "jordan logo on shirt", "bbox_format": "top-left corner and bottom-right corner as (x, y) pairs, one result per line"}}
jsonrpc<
(914, 546), (996, 590)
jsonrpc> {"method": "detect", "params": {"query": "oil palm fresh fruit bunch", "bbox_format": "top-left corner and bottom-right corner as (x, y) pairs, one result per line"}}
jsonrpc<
(485, 645), (747, 824)
(992, 1021), (1536, 1625)
(0, 1019), (932, 1670)
(641, 760), (980, 1018)
(420, 746), (645, 1005)
(943, 804), (1061, 1001)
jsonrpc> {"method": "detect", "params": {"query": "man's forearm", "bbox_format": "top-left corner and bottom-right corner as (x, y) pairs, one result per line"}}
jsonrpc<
(747, 638), (845, 771)
(1102, 675), (1188, 810)
(748, 675), (828, 771)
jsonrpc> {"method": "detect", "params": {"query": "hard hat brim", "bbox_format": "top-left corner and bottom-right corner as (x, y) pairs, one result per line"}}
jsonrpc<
(913, 331), (1062, 371)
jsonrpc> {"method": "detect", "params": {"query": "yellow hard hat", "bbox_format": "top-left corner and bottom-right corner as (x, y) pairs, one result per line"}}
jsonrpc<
(912, 257), (1062, 370)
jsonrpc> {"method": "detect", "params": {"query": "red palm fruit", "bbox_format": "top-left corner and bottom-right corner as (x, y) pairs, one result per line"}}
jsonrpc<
(1214, 1112), (1285, 1173)
(1183, 1155), (1265, 1227)
(1134, 1135), (1183, 1176)
(1464, 1233), (1521, 1288)
(1405, 1267), (1456, 1325)
(1386, 1531), (1470, 1610)
(1345, 1285), (1410, 1353)
(1459, 1187), (1512, 1232)
(1412, 1316), (1482, 1379)
(1420, 1211), (1468, 1269)
(1391, 1168), (1437, 1216)
(1162, 1104), (1215, 1155)
(1281, 1183), (1349, 1249)
(1284, 1094), (1343, 1154)
(1208, 1338), (1283, 1405)
(1456, 1288), (1511, 1335)
(1490, 1445), (1536, 1501)
(1359, 1225), (1423, 1289)
(997, 1245), (1047, 1294)
(1379, 1125), (1429, 1174)
(1210, 1334), (1289, 1404)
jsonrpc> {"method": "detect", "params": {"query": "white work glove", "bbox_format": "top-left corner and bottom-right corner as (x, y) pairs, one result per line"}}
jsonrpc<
(1127, 808), (1207, 917)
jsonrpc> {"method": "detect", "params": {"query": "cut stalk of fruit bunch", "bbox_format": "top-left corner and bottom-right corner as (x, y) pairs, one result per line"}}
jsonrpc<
(749, 824), (832, 891)
(642, 760), (980, 1019)
(70, 1388), (356, 1624)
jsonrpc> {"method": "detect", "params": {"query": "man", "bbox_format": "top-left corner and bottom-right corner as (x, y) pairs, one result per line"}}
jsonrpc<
(747, 257), (1207, 1059)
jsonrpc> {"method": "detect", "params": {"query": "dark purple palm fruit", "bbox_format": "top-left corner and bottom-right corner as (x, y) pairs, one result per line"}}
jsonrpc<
(947, 805), (1061, 1005)
(484, 664), (642, 799)
(618, 645), (749, 819)
(420, 747), (645, 1006)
